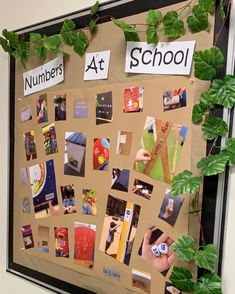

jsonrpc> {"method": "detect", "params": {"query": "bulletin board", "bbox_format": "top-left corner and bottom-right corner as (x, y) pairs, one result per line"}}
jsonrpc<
(8, 0), (228, 293)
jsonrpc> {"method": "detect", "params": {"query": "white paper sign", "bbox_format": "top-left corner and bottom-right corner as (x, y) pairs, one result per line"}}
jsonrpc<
(23, 56), (64, 96)
(84, 50), (110, 80)
(125, 41), (195, 75)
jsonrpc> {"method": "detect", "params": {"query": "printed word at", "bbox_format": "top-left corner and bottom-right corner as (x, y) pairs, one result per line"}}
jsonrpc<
(84, 50), (110, 80)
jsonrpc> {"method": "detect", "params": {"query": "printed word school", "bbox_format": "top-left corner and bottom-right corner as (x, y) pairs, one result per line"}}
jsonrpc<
(125, 41), (195, 75)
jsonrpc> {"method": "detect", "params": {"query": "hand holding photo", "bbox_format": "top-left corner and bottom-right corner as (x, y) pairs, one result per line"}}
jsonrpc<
(138, 228), (176, 275)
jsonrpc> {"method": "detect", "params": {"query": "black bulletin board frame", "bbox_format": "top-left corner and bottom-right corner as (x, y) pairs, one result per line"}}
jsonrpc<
(7, 0), (230, 293)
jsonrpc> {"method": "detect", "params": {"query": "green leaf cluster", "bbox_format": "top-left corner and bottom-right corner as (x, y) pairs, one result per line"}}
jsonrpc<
(146, 10), (162, 44)
(163, 11), (185, 38)
(111, 18), (140, 42)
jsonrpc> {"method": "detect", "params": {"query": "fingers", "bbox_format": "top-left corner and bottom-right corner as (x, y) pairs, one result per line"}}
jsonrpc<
(143, 229), (152, 247)
(155, 233), (168, 245)
(167, 251), (176, 266)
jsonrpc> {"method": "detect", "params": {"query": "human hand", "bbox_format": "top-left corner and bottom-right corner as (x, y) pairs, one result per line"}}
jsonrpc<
(135, 149), (151, 162)
(142, 229), (176, 273)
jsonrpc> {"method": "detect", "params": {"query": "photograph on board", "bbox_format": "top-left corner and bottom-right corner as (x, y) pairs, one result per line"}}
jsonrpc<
(29, 159), (60, 219)
(138, 227), (176, 276)
(19, 167), (28, 187)
(38, 225), (49, 253)
(123, 86), (144, 113)
(163, 87), (186, 112)
(74, 222), (96, 269)
(60, 184), (76, 215)
(20, 105), (32, 123)
(54, 227), (69, 258)
(93, 138), (110, 171)
(42, 123), (58, 155)
(132, 269), (151, 294)
(82, 189), (97, 216)
(23, 130), (37, 161)
(73, 98), (88, 118)
(116, 130), (133, 156)
(99, 194), (140, 265)
(22, 197), (31, 214)
(111, 168), (130, 192)
(134, 116), (188, 184)
(132, 179), (153, 200)
(21, 224), (34, 249)
(54, 94), (66, 121)
(64, 132), (86, 177)
(165, 282), (181, 294)
(158, 189), (184, 226)
(95, 91), (113, 125)
(36, 93), (48, 124)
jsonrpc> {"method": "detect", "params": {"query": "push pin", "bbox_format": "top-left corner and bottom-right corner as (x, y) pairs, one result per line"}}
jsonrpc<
(158, 243), (168, 254)
(151, 244), (160, 257)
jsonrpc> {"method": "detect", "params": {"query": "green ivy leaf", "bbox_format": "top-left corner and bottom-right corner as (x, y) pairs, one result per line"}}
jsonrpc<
(61, 19), (76, 33)
(171, 170), (201, 196)
(202, 115), (228, 140)
(91, 1), (99, 16)
(170, 267), (195, 292)
(44, 35), (61, 51)
(192, 104), (204, 123)
(73, 31), (89, 57)
(198, 0), (215, 14)
(11, 49), (21, 59)
(163, 11), (185, 38)
(195, 244), (217, 272)
(146, 10), (162, 26)
(209, 75), (235, 109)
(146, 26), (158, 44)
(61, 31), (77, 45)
(30, 33), (42, 43)
(199, 91), (215, 109)
(194, 273), (222, 294)
(220, 0), (225, 21)
(2, 29), (19, 49)
(34, 47), (48, 59)
(112, 18), (140, 42)
(221, 138), (235, 166)
(197, 154), (230, 176)
(0, 36), (12, 53)
(89, 19), (97, 33)
(187, 5), (209, 33)
(171, 236), (195, 262)
(194, 47), (225, 80)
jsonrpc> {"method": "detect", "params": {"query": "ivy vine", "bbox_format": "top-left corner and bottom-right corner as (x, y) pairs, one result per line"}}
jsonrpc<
(0, 0), (233, 294)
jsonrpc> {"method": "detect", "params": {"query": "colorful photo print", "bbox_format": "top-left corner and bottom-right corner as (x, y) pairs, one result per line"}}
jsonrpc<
(42, 123), (58, 155)
(29, 159), (60, 219)
(103, 266), (120, 280)
(54, 94), (66, 121)
(111, 168), (130, 192)
(20, 105), (32, 122)
(132, 269), (151, 294)
(54, 227), (69, 257)
(23, 130), (37, 161)
(165, 282), (181, 294)
(163, 87), (186, 112)
(123, 86), (144, 113)
(132, 179), (153, 200)
(22, 197), (31, 214)
(99, 195), (140, 265)
(95, 91), (113, 125)
(134, 116), (188, 184)
(93, 138), (110, 171)
(159, 189), (184, 226)
(61, 184), (76, 215)
(82, 189), (97, 216)
(138, 227), (176, 276)
(64, 132), (86, 177)
(73, 98), (88, 118)
(36, 93), (48, 124)
(38, 225), (49, 253)
(21, 224), (34, 249)
(116, 130), (133, 156)
(19, 167), (28, 187)
(74, 222), (96, 269)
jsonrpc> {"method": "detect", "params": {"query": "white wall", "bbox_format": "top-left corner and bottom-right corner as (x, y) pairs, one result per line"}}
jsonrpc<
(0, 1), (108, 293)
(1, 1), (235, 294)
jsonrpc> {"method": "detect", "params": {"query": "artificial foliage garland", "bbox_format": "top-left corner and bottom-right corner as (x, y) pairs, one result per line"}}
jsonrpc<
(0, 0), (233, 293)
